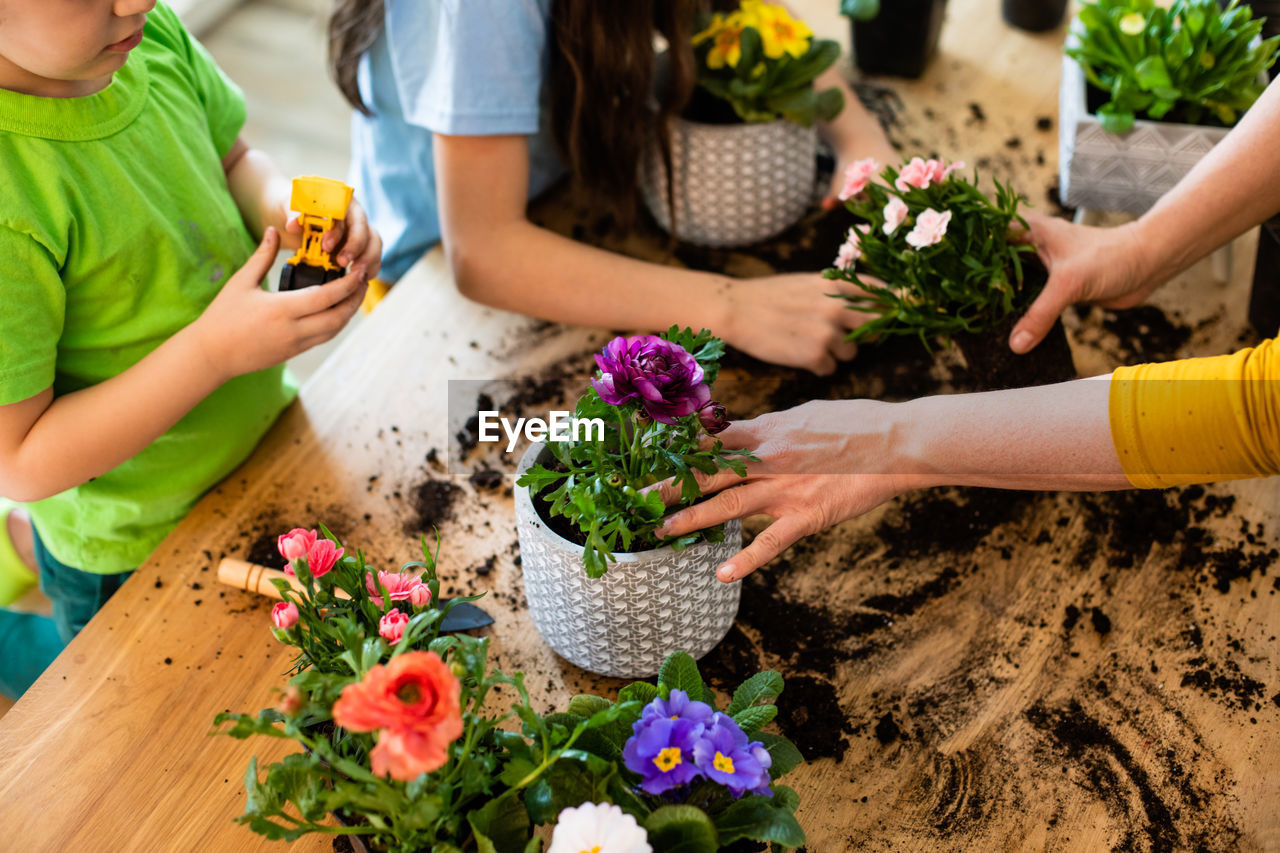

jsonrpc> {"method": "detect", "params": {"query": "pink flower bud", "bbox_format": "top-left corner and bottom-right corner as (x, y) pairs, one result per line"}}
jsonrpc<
(272, 600), (299, 630)
(277, 528), (317, 562)
(409, 583), (432, 608)
(277, 685), (304, 716)
(379, 609), (411, 645)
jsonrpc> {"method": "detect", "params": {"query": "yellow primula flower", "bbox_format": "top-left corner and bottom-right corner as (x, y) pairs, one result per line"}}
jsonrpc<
(752, 1), (813, 60)
(698, 11), (748, 69)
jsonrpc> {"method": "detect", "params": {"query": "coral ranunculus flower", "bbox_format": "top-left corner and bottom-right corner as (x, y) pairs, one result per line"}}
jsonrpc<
(332, 651), (463, 781)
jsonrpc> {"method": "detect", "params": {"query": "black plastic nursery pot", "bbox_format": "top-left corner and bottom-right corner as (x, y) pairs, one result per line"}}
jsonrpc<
(1249, 216), (1280, 337)
(952, 261), (1078, 392)
(1002, 0), (1068, 32)
(850, 0), (947, 78)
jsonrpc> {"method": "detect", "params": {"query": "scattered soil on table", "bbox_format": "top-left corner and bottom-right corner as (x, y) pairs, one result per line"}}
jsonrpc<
(402, 479), (463, 536)
(1099, 304), (1193, 363)
(776, 674), (855, 762)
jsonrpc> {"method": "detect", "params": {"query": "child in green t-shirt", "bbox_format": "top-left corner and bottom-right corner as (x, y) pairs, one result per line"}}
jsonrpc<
(0, 1), (384, 698)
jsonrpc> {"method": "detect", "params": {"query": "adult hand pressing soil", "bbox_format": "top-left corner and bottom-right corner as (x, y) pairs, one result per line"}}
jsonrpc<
(1008, 79), (1280, 355)
(656, 384), (1129, 581)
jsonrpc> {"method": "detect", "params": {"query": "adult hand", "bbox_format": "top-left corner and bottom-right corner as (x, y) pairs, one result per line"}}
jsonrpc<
(1009, 213), (1161, 354)
(285, 198), (383, 278)
(655, 400), (918, 582)
(191, 228), (368, 381)
(722, 273), (876, 375)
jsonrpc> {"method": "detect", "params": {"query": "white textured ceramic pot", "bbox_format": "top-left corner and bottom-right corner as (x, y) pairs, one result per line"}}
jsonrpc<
(1058, 28), (1234, 214)
(639, 115), (817, 248)
(515, 442), (742, 679)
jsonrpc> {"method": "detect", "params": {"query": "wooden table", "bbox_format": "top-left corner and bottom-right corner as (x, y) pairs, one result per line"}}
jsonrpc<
(1, 1), (1277, 850)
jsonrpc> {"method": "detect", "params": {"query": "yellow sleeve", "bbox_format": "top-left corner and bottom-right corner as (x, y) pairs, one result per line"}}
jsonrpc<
(1109, 336), (1280, 488)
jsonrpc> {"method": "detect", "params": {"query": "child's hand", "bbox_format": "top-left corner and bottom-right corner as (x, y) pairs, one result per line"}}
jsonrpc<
(720, 273), (871, 375)
(285, 198), (383, 278)
(191, 227), (368, 381)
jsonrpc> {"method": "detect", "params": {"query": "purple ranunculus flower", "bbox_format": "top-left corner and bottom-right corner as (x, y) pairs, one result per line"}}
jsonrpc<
(591, 335), (711, 424)
(697, 401), (729, 435)
(692, 713), (773, 799)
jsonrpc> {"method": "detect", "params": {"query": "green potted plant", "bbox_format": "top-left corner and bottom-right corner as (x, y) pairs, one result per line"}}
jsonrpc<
(640, 0), (843, 247)
(514, 328), (753, 678)
(824, 156), (1077, 390)
(1059, 0), (1279, 213)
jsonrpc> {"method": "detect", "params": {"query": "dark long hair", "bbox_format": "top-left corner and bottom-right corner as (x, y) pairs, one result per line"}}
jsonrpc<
(327, 0), (708, 223)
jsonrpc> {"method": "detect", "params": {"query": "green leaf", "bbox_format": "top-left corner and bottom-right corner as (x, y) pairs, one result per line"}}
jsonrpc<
(524, 755), (616, 825)
(726, 671), (785, 717)
(469, 790), (532, 853)
(619, 681), (660, 708)
(755, 732), (804, 779)
(732, 704), (778, 734)
(658, 651), (705, 703)
(1134, 55), (1173, 90)
(713, 797), (807, 848)
(567, 694), (614, 719)
(644, 805), (719, 853)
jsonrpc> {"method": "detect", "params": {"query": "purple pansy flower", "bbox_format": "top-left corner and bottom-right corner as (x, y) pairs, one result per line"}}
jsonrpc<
(691, 713), (773, 798)
(591, 336), (711, 424)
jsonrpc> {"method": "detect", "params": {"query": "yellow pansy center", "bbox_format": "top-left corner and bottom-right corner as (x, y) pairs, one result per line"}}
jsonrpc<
(578, 847), (602, 853)
(713, 751), (736, 774)
(654, 746), (683, 772)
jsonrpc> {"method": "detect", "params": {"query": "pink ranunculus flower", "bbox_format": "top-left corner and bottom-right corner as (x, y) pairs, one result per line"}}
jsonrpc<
(834, 224), (871, 269)
(838, 157), (880, 201)
(278, 685), (304, 716)
(379, 608), (411, 645)
(367, 570), (426, 608)
(409, 583), (433, 608)
(272, 600), (299, 630)
(905, 208), (952, 249)
(894, 157), (934, 191)
(926, 158), (965, 184)
(277, 528), (316, 563)
(883, 197), (908, 235)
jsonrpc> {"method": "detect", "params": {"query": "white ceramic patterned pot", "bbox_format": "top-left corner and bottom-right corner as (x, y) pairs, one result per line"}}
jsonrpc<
(1058, 27), (1237, 214)
(639, 115), (817, 248)
(515, 442), (742, 679)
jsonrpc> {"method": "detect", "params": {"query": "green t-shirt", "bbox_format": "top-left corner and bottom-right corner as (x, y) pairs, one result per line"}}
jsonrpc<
(0, 4), (297, 574)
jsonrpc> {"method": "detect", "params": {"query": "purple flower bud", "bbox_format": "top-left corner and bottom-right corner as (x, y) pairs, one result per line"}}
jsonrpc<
(697, 401), (729, 435)
(590, 335), (711, 424)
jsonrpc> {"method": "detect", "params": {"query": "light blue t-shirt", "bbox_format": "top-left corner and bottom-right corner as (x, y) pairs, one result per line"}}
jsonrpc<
(351, 0), (565, 282)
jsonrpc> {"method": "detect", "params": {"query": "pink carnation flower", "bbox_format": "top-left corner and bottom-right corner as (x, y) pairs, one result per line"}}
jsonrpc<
(379, 608), (411, 645)
(367, 570), (427, 608)
(905, 208), (952, 249)
(838, 158), (880, 201)
(410, 583), (433, 608)
(277, 528), (316, 562)
(271, 600), (299, 630)
(833, 224), (871, 269)
(279, 528), (344, 579)
(894, 157), (934, 191)
(883, 197), (908, 235)
(926, 158), (965, 184)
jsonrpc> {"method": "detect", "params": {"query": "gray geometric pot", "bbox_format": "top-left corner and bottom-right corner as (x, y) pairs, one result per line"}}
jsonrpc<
(515, 442), (742, 679)
(639, 115), (817, 248)
(1058, 27), (1236, 214)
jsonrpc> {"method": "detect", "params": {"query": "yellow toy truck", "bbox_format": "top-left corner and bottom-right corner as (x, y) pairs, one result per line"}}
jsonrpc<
(278, 176), (354, 292)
